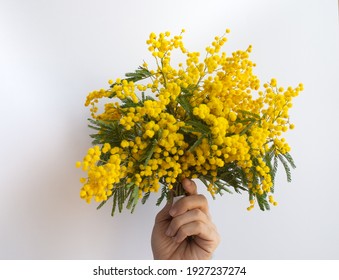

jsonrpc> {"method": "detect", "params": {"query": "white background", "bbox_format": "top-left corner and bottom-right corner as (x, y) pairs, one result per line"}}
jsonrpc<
(0, 0), (338, 259)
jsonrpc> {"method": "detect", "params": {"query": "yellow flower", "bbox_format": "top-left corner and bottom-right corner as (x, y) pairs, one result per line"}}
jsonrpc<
(78, 28), (301, 214)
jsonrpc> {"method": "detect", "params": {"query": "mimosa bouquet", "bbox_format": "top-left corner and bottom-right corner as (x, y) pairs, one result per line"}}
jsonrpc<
(76, 29), (302, 216)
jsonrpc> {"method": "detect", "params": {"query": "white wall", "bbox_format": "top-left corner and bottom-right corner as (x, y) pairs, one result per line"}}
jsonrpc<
(0, 0), (338, 259)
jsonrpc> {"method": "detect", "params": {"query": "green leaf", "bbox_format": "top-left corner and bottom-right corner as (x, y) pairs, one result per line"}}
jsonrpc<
(120, 98), (140, 108)
(126, 184), (135, 210)
(238, 110), (261, 119)
(217, 163), (248, 193)
(236, 118), (257, 124)
(188, 135), (205, 152)
(238, 165), (249, 187)
(117, 185), (125, 213)
(124, 66), (153, 82)
(269, 155), (278, 190)
(250, 162), (259, 189)
(139, 139), (157, 166)
(108, 66), (153, 87)
(177, 95), (193, 116)
(282, 152), (296, 169)
(141, 191), (151, 204)
(126, 185), (139, 213)
(200, 177), (210, 188)
(111, 188), (118, 216)
(186, 119), (210, 134)
(96, 195), (112, 210)
(214, 181), (233, 194)
(88, 118), (123, 146)
(181, 84), (198, 95)
(156, 185), (169, 206)
(263, 147), (275, 182)
(132, 185), (139, 211)
(278, 154), (292, 182)
(256, 193), (270, 211)
(179, 126), (201, 134)
(240, 120), (256, 135)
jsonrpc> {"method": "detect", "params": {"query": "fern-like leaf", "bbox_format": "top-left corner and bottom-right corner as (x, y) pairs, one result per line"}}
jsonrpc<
(256, 192), (270, 211)
(185, 119), (210, 134)
(156, 185), (169, 206)
(126, 185), (139, 213)
(278, 154), (292, 182)
(177, 94), (193, 117)
(124, 66), (153, 83)
(237, 110), (261, 119)
(188, 135), (205, 152)
(141, 191), (151, 204)
(282, 152), (296, 169)
(111, 188), (118, 216)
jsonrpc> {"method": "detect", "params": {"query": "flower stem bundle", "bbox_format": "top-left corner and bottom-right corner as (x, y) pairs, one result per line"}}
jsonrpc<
(76, 29), (303, 216)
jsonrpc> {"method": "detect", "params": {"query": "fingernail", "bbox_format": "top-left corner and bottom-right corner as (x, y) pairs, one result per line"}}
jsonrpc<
(182, 178), (190, 186)
(182, 178), (193, 188)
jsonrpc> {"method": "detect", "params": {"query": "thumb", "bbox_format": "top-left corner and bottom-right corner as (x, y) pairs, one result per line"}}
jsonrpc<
(182, 178), (198, 195)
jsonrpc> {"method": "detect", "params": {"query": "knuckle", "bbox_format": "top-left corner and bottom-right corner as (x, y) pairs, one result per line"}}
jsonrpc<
(191, 208), (205, 220)
(170, 218), (180, 229)
(197, 194), (209, 209)
(195, 220), (205, 232)
(176, 227), (186, 239)
(197, 194), (207, 203)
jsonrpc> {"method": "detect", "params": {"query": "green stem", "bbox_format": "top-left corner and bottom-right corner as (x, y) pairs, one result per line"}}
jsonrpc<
(172, 180), (186, 197)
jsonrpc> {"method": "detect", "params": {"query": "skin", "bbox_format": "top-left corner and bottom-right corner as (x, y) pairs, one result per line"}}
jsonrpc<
(151, 178), (220, 260)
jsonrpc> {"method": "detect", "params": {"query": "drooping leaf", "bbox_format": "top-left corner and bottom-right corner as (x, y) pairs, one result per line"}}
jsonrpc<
(256, 192), (270, 211)
(117, 185), (125, 213)
(111, 188), (118, 217)
(156, 185), (169, 206)
(278, 154), (292, 182)
(214, 181), (233, 194)
(217, 163), (248, 193)
(282, 152), (296, 169)
(141, 191), (151, 204)
(126, 185), (139, 213)
(97, 195), (112, 210)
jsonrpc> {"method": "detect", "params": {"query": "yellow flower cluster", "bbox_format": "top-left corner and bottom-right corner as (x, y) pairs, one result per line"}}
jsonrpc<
(77, 29), (302, 214)
(76, 145), (127, 203)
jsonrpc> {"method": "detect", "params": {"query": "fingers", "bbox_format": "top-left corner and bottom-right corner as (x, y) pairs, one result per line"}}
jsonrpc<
(169, 194), (209, 217)
(166, 179), (218, 246)
(154, 179), (205, 223)
(165, 208), (209, 237)
(172, 220), (216, 244)
(153, 178), (220, 258)
(165, 207), (219, 247)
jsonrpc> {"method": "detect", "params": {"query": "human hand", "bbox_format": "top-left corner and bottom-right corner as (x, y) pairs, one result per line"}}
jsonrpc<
(151, 178), (220, 260)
